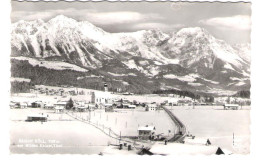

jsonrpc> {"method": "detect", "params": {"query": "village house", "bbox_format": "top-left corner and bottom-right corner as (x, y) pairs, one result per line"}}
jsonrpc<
(76, 106), (88, 112)
(9, 101), (20, 109)
(113, 99), (122, 108)
(122, 103), (131, 109)
(168, 98), (178, 106)
(26, 114), (48, 122)
(128, 105), (136, 109)
(20, 102), (28, 109)
(177, 99), (192, 106)
(105, 105), (114, 112)
(138, 125), (156, 140)
(87, 104), (96, 111)
(44, 103), (55, 109)
(145, 104), (157, 111)
(223, 104), (239, 110)
(54, 101), (67, 113)
(31, 101), (43, 108)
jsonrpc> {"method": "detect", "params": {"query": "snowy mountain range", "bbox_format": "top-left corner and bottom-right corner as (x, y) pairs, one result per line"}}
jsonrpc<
(10, 15), (251, 95)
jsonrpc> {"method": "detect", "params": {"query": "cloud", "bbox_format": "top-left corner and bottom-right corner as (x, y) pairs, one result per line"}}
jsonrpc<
(84, 12), (163, 25)
(11, 8), (164, 26)
(170, 2), (192, 11)
(11, 8), (92, 22)
(11, 11), (56, 21)
(131, 23), (185, 31)
(199, 15), (251, 30)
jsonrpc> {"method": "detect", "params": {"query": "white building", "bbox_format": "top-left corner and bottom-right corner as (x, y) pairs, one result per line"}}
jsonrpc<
(91, 91), (114, 105)
(145, 104), (157, 111)
(54, 101), (67, 113)
(20, 102), (28, 109)
(168, 98), (178, 106)
(138, 125), (156, 140)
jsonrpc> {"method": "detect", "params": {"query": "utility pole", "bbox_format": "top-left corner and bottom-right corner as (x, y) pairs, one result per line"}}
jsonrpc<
(233, 132), (235, 146)
(120, 131), (121, 144)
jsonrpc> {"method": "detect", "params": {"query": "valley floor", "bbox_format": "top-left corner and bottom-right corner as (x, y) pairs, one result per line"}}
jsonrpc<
(10, 105), (250, 155)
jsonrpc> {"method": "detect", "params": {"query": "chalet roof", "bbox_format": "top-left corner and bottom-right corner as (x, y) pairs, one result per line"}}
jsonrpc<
(20, 103), (28, 106)
(27, 114), (48, 118)
(55, 106), (64, 110)
(224, 104), (239, 107)
(55, 101), (67, 105)
(138, 125), (155, 131)
(168, 98), (178, 102)
(146, 104), (157, 107)
(77, 106), (88, 109)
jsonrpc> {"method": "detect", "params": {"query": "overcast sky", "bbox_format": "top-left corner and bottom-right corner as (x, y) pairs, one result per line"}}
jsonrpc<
(11, 1), (251, 44)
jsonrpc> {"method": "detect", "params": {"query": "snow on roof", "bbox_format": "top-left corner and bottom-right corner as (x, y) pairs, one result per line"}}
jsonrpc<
(168, 98), (178, 102)
(27, 114), (48, 118)
(77, 106), (88, 109)
(224, 104), (239, 107)
(138, 125), (155, 131)
(147, 104), (157, 107)
(20, 103), (28, 106)
(55, 101), (67, 105)
(45, 105), (55, 107)
(55, 106), (64, 110)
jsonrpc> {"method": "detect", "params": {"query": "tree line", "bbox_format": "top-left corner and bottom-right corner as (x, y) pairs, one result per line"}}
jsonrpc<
(152, 89), (201, 100)
(233, 90), (250, 98)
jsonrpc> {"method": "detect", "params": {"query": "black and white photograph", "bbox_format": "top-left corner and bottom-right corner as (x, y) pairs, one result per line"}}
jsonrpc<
(8, 0), (252, 155)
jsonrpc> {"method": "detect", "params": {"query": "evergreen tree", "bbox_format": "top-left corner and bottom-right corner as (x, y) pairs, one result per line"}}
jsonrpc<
(66, 98), (74, 110)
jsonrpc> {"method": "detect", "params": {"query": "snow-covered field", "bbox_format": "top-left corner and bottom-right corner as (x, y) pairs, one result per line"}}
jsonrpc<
(11, 56), (88, 72)
(167, 106), (250, 154)
(10, 105), (250, 154)
(10, 92), (250, 154)
(10, 109), (117, 154)
(75, 108), (176, 137)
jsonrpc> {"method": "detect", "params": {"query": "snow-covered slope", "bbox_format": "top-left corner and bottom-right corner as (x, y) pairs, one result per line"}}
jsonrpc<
(11, 56), (88, 72)
(232, 43), (251, 63)
(165, 27), (247, 69)
(11, 16), (250, 70)
(11, 15), (179, 67)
